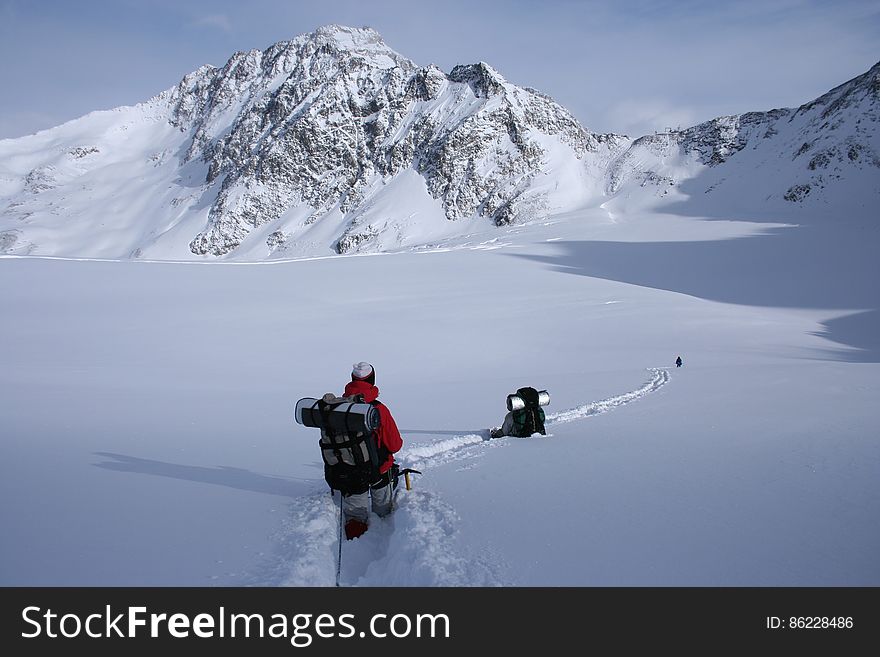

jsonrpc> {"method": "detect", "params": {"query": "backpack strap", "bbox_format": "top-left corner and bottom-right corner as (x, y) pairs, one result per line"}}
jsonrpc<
(366, 400), (384, 469)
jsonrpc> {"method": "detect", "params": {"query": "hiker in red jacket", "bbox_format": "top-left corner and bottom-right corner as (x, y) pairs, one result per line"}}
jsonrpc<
(340, 362), (403, 539)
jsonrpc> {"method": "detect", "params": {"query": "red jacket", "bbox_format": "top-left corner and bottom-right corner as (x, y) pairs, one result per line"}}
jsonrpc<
(344, 380), (403, 474)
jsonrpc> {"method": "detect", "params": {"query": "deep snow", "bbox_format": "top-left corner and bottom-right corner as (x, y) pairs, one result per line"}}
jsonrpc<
(1, 205), (878, 586)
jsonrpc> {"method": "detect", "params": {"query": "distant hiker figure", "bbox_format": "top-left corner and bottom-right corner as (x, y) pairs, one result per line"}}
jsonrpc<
(490, 387), (550, 438)
(676, 356), (683, 368)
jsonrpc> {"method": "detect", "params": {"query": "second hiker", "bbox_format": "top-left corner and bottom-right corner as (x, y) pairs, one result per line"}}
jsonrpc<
(490, 386), (549, 438)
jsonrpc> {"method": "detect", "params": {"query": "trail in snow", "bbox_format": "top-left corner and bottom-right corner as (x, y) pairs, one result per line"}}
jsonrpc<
(546, 367), (669, 425)
(401, 367), (670, 472)
(269, 487), (506, 587)
(274, 368), (668, 587)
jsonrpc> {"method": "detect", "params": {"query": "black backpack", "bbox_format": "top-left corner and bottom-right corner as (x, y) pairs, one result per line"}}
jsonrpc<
(295, 394), (385, 495)
(510, 387), (546, 436)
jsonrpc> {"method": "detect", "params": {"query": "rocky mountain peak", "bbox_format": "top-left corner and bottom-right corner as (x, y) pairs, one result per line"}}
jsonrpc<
(795, 60), (880, 120)
(305, 24), (393, 56)
(448, 62), (508, 98)
(169, 27), (618, 257)
(1, 30), (875, 262)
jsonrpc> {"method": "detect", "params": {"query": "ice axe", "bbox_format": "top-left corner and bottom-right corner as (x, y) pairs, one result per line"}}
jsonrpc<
(399, 468), (422, 490)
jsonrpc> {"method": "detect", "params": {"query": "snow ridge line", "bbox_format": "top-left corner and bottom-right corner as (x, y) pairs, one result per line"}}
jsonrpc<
(400, 368), (670, 470)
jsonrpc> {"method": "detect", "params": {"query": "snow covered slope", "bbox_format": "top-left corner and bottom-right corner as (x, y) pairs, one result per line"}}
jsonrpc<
(1, 26), (876, 261)
(606, 61), (880, 218)
(0, 25), (622, 260)
(2, 210), (878, 586)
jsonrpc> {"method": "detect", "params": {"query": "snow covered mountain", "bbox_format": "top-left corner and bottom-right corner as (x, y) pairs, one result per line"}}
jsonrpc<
(0, 25), (877, 260)
(606, 60), (880, 217)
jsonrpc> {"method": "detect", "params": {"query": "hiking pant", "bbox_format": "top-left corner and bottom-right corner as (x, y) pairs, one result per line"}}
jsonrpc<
(341, 468), (396, 523)
(500, 411), (516, 437)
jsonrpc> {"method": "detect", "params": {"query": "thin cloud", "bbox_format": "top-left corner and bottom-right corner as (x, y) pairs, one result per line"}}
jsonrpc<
(193, 13), (233, 33)
(603, 99), (699, 138)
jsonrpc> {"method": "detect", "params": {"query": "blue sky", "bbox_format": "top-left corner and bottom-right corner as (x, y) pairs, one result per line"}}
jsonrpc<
(0, 0), (877, 139)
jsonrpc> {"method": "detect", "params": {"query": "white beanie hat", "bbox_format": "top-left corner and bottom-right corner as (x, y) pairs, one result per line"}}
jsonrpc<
(351, 362), (374, 381)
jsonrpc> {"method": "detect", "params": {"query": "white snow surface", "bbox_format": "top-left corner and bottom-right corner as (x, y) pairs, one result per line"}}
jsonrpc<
(1, 201), (878, 586)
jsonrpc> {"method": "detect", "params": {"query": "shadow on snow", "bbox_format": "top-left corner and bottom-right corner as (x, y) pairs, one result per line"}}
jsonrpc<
(510, 224), (880, 362)
(92, 451), (313, 498)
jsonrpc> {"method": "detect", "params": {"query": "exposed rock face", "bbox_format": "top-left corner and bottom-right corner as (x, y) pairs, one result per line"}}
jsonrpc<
(164, 26), (620, 255)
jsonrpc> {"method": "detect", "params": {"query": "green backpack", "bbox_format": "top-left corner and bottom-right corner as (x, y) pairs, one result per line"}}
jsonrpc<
(511, 387), (546, 436)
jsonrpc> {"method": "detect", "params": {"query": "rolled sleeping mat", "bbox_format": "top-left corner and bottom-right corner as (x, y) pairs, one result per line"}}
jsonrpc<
(295, 395), (380, 434)
(506, 390), (551, 412)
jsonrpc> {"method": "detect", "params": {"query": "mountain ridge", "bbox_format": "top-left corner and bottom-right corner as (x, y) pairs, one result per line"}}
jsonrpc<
(0, 25), (876, 260)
